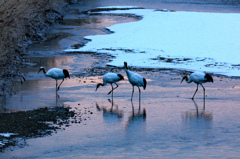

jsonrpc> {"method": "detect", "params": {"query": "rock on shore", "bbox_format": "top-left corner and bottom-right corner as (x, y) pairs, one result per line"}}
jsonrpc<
(0, 0), (71, 95)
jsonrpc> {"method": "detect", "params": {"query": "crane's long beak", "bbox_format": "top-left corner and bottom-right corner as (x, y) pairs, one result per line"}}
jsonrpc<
(180, 77), (184, 83)
(95, 83), (100, 92)
(181, 76), (188, 83)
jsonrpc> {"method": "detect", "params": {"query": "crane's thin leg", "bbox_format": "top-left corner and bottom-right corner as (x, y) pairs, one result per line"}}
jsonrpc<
(200, 84), (205, 99)
(56, 92), (58, 106)
(131, 86), (135, 101)
(56, 80), (58, 93)
(56, 80), (60, 98)
(138, 86), (141, 110)
(57, 79), (65, 91)
(110, 97), (113, 108)
(113, 83), (118, 91)
(203, 98), (206, 110)
(201, 84), (206, 108)
(107, 83), (118, 95)
(192, 99), (199, 117)
(110, 83), (114, 99)
(192, 84), (199, 100)
(131, 98), (134, 110)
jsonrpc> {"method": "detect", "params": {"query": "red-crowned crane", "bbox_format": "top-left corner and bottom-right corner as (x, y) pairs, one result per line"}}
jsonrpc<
(96, 72), (124, 98)
(124, 62), (147, 103)
(38, 67), (70, 93)
(181, 71), (213, 100)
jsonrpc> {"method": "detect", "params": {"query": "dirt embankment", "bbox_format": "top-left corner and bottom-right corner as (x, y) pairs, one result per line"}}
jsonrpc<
(0, 0), (73, 95)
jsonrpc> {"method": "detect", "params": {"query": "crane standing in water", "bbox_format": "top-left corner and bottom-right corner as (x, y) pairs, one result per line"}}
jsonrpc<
(38, 67), (70, 94)
(181, 71), (213, 100)
(96, 72), (124, 98)
(124, 62), (147, 104)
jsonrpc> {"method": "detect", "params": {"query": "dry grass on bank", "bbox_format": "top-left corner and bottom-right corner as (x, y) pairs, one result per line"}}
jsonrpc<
(0, 0), (69, 94)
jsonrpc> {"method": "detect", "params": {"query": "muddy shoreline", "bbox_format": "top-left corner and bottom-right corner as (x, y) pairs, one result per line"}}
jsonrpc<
(0, 106), (77, 151)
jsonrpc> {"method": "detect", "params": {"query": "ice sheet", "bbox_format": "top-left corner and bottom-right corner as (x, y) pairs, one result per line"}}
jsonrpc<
(65, 7), (240, 77)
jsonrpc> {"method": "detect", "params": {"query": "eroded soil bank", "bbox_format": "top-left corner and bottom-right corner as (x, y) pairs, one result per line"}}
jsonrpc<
(0, 0), (74, 95)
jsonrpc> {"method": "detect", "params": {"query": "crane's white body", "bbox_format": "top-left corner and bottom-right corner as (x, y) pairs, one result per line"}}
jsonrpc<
(38, 67), (70, 93)
(45, 68), (66, 80)
(102, 73), (123, 86)
(96, 72), (124, 97)
(125, 69), (145, 88)
(186, 71), (209, 84)
(124, 62), (146, 105)
(181, 71), (213, 100)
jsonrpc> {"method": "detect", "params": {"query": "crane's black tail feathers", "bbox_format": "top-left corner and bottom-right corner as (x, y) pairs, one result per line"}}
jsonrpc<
(205, 74), (213, 83)
(143, 78), (147, 90)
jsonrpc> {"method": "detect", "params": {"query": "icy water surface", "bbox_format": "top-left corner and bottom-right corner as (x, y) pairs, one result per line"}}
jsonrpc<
(2, 60), (240, 158)
(1, 1), (240, 158)
(66, 7), (240, 77)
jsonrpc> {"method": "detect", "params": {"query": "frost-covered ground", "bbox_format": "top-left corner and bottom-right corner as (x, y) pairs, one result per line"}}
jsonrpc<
(65, 6), (240, 77)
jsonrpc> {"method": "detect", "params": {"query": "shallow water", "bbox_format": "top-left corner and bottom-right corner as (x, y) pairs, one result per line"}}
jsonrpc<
(1, 0), (240, 158)
(2, 66), (240, 158)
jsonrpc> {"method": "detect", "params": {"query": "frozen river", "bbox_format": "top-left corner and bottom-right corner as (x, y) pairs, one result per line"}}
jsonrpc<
(1, 0), (240, 158)
(65, 6), (240, 77)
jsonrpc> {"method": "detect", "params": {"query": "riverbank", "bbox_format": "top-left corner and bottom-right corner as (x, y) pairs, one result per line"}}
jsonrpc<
(0, 0), (73, 95)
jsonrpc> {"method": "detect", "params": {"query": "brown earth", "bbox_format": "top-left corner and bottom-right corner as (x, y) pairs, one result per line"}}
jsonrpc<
(0, 0), (74, 95)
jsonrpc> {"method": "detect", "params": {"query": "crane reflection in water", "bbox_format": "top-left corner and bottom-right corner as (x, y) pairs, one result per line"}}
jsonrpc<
(181, 99), (213, 131)
(96, 98), (124, 123)
(125, 101), (146, 131)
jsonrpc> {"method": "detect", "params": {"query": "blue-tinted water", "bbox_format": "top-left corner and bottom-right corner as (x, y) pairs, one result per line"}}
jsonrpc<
(1, 1), (240, 158)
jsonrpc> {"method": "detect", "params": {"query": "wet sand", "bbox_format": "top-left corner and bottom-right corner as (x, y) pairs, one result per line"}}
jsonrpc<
(1, 0), (240, 158)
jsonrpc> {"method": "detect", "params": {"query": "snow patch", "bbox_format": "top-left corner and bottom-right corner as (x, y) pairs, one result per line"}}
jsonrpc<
(65, 6), (240, 77)
(0, 133), (18, 138)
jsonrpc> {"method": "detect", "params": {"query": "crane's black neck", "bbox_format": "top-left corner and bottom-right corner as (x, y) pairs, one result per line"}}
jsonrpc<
(205, 74), (213, 83)
(124, 62), (128, 70)
(63, 69), (70, 78)
(39, 67), (47, 74)
(96, 83), (104, 92)
(181, 76), (189, 83)
(117, 74), (124, 80)
(42, 68), (46, 74)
